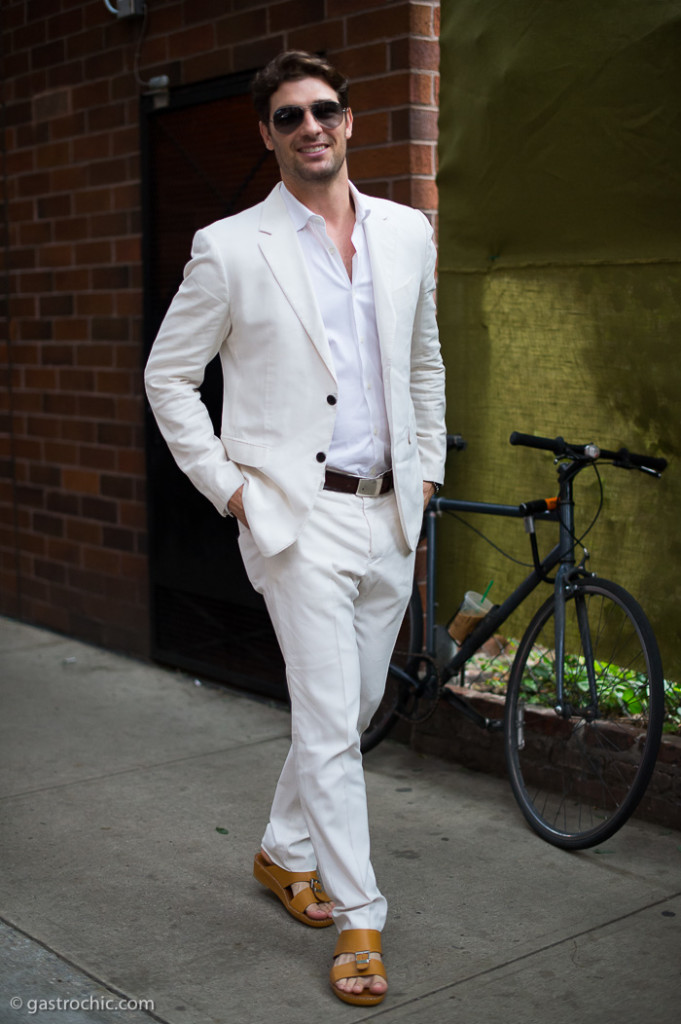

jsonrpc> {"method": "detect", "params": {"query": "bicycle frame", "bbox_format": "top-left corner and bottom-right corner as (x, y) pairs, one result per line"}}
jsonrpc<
(421, 458), (590, 726)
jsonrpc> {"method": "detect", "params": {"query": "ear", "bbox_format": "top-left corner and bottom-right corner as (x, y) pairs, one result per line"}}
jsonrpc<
(344, 107), (353, 141)
(259, 120), (275, 151)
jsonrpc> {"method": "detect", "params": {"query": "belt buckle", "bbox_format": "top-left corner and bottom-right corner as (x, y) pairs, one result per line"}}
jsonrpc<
(356, 477), (382, 497)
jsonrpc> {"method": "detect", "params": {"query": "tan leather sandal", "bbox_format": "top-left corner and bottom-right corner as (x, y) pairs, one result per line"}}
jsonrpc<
(329, 928), (387, 1006)
(253, 851), (334, 927)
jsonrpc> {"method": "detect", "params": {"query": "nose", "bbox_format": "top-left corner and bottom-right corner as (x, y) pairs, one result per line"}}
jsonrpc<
(300, 108), (323, 133)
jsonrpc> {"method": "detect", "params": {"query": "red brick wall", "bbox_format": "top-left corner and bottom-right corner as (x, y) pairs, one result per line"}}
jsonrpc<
(0, 0), (440, 656)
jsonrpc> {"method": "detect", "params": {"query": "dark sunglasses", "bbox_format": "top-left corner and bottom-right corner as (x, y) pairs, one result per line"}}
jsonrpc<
(270, 100), (346, 135)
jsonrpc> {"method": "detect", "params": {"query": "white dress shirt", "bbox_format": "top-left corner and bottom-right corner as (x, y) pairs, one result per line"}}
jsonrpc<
(281, 183), (391, 479)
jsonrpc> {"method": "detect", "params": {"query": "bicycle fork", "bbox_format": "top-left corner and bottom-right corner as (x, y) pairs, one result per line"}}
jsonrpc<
(552, 469), (599, 721)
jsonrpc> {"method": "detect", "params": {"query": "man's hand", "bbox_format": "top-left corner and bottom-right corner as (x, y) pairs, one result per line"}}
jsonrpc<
(227, 485), (249, 528)
(423, 481), (436, 509)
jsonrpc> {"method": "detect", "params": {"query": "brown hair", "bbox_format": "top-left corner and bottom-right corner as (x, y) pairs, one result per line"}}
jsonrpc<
(252, 50), (349, 124)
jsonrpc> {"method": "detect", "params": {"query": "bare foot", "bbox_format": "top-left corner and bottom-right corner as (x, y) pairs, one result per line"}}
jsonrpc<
(261, 851), (334, 922)
(333, 952), (387, 998)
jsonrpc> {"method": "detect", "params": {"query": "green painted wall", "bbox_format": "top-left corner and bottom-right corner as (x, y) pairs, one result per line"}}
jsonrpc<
(437, 1), (681, 675)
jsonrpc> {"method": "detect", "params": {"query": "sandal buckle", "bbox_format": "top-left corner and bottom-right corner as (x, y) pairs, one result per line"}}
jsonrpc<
(355, 950), (371, 970)
(310, 877), (322, 897)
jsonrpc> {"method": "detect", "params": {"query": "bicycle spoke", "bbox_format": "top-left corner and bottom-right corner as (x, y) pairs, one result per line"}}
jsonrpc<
(505, 578), (664, 849)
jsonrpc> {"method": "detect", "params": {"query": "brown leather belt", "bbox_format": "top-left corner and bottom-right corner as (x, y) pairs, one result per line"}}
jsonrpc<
(324, 469), (394, 497)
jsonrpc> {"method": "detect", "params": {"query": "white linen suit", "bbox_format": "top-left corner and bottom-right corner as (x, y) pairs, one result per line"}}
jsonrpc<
(145, 181), (446, 930)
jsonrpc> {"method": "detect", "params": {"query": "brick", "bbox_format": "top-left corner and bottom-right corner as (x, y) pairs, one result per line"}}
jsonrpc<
(351, 73), (411, 112)
(46, 538), (81, 565)
(41, 345), (74, 366)
(61, 419), (97, 443)
(269, 0), (325, 31)
(54, 216), (90, 243)
(76, 395), (116, 420)
(51, 164), (89, 192)
(327, 0), (384, 13)
(79, 446), (117, 472)
(32, 40), (66, 71)
(43, 393), (77, 416)
(73, 240), (112, 265)
(37, 244), (73, 269)
(65, 519), (101, 546)
(81, 496), (118, 524)
(50, 111), (87, 140)
(348, 5), (411, 43)
(87, 102), (127, 134)
(82, 544), (120, 574)
(215, 9), (267, 46)
(334, 43), (388, 80)
(88, 157), (128, 187)
(48, 61), (87, 91)
(37, 194), (72, 219)
(39, 294), (74, 318)
(32, 88), (71, 121)
(17, 220), (51, 247)
(90, 211), (130, 237)
(24, 367), (59, 389)
(390, 37), (439, 73)
(391, 106), (438, 142)
(75, 293), (115, 317)
(62, 468), (100, 495)
(54, 319), (90, 342)
(289, 21), (345, 55)
(91, 317), (129, 341)
(102, 526), (136, 552)
(32, 512), (64, 537)
(233, 36), (286, 74)
(101, 474), (135, 500)
(16, 171), (51, 198)
(167, 23), (216, 59)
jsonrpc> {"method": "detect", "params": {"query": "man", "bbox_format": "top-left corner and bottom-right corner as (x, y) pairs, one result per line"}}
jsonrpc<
(145, 50), (446, 1006)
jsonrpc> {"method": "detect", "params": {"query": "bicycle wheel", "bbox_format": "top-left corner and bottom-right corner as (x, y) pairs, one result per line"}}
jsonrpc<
(504, 577), (664, 849)
(360, 581), (424, 754)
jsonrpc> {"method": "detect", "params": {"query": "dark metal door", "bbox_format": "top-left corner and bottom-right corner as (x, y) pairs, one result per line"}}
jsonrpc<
(142, 75), (287, 700)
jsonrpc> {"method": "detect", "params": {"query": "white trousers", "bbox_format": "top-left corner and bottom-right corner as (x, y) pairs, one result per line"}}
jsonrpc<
(238, 486), (415, 932)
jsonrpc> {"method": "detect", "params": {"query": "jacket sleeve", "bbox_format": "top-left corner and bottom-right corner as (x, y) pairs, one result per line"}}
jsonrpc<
(144, 228), (245, 516)
(410, 212), (447, 486)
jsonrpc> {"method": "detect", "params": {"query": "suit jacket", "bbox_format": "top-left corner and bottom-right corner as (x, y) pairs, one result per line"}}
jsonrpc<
(145, 182), (446, 558)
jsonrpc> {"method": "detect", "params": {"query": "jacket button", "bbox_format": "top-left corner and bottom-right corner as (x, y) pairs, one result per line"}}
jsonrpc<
(327, 394), (337, 405)
(316, 452), (326, 462)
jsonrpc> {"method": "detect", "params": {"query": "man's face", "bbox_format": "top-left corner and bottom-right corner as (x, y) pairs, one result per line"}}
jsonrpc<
(259, 76), (353, 190)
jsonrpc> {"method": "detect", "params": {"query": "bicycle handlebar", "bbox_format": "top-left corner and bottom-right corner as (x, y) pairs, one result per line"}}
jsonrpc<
(509, 431), (668, 475)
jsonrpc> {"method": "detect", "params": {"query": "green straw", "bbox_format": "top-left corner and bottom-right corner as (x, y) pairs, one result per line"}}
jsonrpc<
(481, 580), (494, 603)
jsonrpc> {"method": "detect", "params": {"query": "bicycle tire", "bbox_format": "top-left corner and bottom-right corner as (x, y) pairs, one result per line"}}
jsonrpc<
(360, 582), (424, 754)
(504, 577), (664, 849)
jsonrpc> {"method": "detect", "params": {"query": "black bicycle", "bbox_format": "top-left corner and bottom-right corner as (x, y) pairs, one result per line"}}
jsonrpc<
(362, 431), (668, 850)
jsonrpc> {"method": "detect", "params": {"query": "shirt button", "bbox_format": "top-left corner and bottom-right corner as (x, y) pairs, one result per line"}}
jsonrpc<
(316, 452), (326, 463)
(327, 395), (337, 405)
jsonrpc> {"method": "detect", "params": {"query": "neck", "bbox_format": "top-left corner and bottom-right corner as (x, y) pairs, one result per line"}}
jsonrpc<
(283, 171), (354, 227)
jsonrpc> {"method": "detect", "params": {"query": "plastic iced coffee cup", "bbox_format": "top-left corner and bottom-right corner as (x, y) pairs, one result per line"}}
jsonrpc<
(448, 590), (494, 645)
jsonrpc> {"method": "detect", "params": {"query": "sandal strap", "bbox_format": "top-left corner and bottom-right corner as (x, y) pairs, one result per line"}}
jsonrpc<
(333, 928), (383, 962)
(330, 957), (387, 984)
(289, 885), (330, 913)
(265, 863), (331, 904)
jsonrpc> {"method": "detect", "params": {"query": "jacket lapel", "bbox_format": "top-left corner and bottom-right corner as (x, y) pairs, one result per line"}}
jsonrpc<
(362, 198), (397, 370)
(257, 185), (336, 378)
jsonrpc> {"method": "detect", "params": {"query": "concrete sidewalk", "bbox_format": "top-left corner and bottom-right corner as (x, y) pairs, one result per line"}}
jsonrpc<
(1, 615), (679, 1024)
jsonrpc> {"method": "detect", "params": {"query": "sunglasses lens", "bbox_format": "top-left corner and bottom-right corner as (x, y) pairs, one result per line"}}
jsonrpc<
(272, 106), (304, 133)
(311, 101), (344, 128)
(271, 102), (344, 134)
